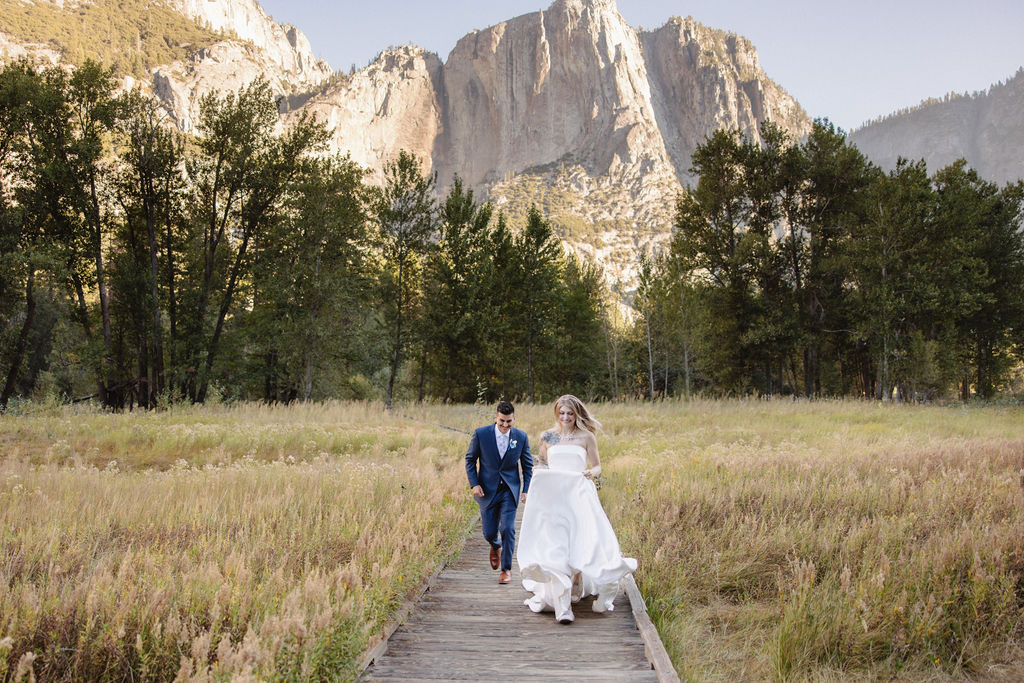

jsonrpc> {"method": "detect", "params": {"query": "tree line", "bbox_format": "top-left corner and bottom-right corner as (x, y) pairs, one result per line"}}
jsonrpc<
(637, 122), (1024, 400)
(0, 60), (609, 410)
(2, 59), (1022, 410)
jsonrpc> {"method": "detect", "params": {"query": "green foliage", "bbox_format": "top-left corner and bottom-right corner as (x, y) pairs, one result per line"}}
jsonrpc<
(661, 119), (1024, 400)
(246, 155), (375, 402)
(373, 150), (438, 407)
(0, 0), (225, 79)
(4, 58), (1023, 409)
(931, 162), (1024, 398)
(416, 185), (614, 403)
(417, 176), (496, 402)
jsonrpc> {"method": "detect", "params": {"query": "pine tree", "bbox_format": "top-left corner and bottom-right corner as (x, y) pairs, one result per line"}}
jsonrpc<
(374, 150), (437, 408)
(420, 177), (495, 402)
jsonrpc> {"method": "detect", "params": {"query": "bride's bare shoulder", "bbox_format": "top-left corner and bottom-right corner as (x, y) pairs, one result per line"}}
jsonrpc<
(540, 428), (561, 445)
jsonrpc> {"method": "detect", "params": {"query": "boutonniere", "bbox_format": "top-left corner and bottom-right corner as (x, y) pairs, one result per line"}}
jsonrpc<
(510, 439), (518, 449)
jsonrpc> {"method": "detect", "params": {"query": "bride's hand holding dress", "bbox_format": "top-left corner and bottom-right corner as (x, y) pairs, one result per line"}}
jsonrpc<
(516, 396), (636, 624)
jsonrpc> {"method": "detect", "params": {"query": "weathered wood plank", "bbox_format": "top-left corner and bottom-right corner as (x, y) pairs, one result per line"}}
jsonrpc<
(623, 574), (681, 683)
(358, 506), (677, 682)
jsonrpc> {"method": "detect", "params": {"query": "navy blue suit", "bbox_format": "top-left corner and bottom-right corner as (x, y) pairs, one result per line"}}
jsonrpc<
(465, 425), (533, 571)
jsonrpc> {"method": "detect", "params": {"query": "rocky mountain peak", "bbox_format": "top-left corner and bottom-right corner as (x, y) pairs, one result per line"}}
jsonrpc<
(553, 0), (618, 13)
(280, 0), (811, 283)
(168, 0), (330, 84)
(2, 0), (814, 285)
(850, 68), (1024, 185)
(292, 44), (442, 178)
(150, 0), (332, 132)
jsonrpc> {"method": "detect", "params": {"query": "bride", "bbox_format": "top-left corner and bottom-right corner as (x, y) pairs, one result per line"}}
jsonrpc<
(517, 395), (637, 624)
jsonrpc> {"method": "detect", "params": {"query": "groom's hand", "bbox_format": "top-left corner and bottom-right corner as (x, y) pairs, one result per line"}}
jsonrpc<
(472, 485), (484, 498)
(520, 492), (528, 504)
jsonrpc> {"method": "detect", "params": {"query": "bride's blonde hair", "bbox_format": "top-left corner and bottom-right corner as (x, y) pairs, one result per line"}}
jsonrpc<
(554, 395), (601, 433)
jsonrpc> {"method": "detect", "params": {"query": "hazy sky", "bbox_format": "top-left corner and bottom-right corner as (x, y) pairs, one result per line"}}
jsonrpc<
(257, 0), (1024, 132)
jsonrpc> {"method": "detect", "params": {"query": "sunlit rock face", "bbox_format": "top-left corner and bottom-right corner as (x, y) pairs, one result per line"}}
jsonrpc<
(7, 0), (814, 284)
(154, 0), (331, 132)
(170, 0), (331, 85)
(291, 0), (810, 281)
(286, 46), (444, 180)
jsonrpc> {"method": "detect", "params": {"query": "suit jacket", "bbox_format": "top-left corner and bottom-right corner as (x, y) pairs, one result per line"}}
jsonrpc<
(465, 425), (533, 504)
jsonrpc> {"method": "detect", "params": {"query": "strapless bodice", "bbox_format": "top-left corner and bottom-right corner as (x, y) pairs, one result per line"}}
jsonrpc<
(547, 444), (587, 472)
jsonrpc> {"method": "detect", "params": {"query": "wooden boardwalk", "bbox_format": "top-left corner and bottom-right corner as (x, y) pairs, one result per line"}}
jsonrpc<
(359, 510), (675, 682)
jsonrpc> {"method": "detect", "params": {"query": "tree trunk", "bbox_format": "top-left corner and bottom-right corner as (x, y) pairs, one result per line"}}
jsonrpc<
(264, 350), (277, 402)
(197, 225), (252, 403)
(645, 310), (654, 402)
(677, 278), (691, 399)
(526, 303), (536, 400)
(164, 200), (178, 397)
(611, 332), (619, 400)
(683, 343), (691, 398)
(417, 345), (427, 402)
(602, 314), (615, 398)
(978, 340), (995, 399)
(444, 348), (456, 403)
(803, 345), (817, 398)
(879, 335), (892, 402)
(664, 351), (670, 398)
(189, 178), (234, 400)
(1, 268), (36, 411)
(71, 271), (107, 404)
(145, 185), (165, 404)
(137, 335), (149, 409)
(386, 258), (405, 409)
(90, 177), (114, 407)
(302, 309), (315, 402)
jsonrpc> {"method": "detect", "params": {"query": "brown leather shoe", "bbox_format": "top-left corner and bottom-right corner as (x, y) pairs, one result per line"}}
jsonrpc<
(489, 546), (500, 570)
(499, 570), (511, 584)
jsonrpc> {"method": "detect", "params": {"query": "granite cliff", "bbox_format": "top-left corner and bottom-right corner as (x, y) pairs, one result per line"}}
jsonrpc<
(289, 0), (812, 278)
(154, 0), (332, 133)
(1, 0), (813, 282)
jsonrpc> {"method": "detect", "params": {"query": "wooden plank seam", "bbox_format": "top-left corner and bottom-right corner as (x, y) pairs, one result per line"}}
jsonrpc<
(356, 517), (680, 681)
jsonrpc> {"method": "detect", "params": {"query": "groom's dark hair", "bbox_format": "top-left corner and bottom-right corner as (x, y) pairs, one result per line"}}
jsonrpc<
(496, 400), (514, 415)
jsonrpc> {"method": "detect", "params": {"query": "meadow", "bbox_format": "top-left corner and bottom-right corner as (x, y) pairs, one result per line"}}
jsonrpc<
(1, 399), (1023, 681)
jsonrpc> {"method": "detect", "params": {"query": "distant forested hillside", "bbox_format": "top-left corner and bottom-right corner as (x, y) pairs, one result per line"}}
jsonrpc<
(0, 0), (225, 77)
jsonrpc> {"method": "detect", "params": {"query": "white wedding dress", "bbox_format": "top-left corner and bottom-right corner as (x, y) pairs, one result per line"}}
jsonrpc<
(517, 444), (637, 622)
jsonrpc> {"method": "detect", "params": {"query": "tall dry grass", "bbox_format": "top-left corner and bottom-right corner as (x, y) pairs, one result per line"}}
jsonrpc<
(586, 399), (1024, 681)
(3, 399), (1023, 681)
(366, 399), (1024, 679)
(0, 401), (475, 681)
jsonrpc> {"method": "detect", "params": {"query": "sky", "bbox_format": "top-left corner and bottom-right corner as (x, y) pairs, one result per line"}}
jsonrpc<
(256, 0), (1024, 132)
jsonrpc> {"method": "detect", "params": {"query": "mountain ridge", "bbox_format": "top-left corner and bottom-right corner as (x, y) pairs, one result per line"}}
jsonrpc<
(849, 67), (1024, 185)
(0, 0), (811, 284)
(278, 0), (812, 280)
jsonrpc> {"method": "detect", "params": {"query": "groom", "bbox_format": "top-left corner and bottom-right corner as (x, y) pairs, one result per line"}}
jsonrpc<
(465, 401), (533, 584)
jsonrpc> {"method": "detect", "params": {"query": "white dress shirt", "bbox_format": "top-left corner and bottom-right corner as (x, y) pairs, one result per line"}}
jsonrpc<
(495, 425), (509, 458)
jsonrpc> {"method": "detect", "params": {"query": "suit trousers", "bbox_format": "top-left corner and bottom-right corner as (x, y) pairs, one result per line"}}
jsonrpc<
(481, 481), (518, 572)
